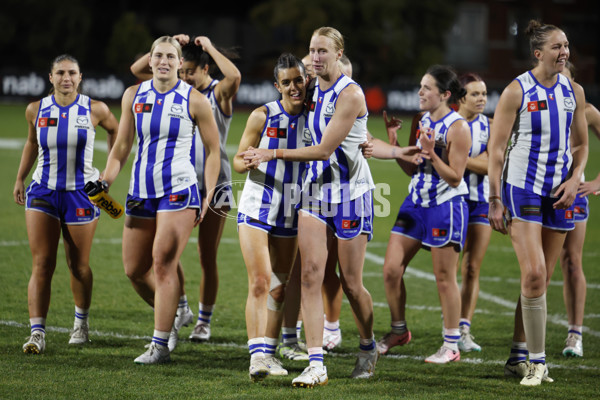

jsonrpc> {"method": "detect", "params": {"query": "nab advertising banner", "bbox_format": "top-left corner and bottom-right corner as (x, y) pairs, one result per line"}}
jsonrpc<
(1, 71), (500, 114)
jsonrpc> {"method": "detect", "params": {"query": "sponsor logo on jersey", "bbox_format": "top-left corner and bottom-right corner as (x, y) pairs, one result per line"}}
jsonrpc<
(548, 93), (554, 100)
(564, 97), (574, 108)
(266, 127), (287, 139)
(38, 117), (58, 127)
(432, 228), (448, 237)
(134, 103), (153, 113)
(61, 112), (67, 119)
(563, 97), (575, 113)
(76, 208), (93, 217)
(342, 219), (360, 230)
(324, 103), (335, 118)
(302, 128), (312, 144)
(527, 100), (547, 112)
(157, 98), (163, 105)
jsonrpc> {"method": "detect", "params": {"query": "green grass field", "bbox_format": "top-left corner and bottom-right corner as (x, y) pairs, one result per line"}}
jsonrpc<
(0, 102), (598, 399)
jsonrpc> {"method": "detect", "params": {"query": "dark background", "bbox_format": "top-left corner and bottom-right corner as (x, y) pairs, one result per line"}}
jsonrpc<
(1, 0), (599, 108)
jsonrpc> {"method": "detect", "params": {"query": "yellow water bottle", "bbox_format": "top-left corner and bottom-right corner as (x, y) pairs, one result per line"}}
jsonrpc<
(84, 180), (124, 219)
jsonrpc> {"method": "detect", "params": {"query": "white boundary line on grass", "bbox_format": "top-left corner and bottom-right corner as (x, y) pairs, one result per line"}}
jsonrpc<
(1, 320), (596, 372)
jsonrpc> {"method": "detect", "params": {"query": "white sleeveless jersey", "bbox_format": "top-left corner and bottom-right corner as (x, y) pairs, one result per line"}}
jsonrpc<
(409, 110), (469, 207)
(464, 114), (490, 202)
(191, 80), (233, 192)
(503, 71), (575, 197)
(238, 101), (310, 228)
(303, 74), (375, 203)
(129, 80), (197, 198)
(32, 94), (99, 191)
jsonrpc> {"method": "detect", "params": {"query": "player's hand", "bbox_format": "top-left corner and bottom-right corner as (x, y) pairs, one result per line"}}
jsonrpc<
(418, 122), (435, 153)
(359, 140), (374, 159)
(488, 199), (508, 234)
(194, 36), (212, 51)
(173, 34), (190, 46)
(383, 110), (401, 146)
(13, 180), (25, 206)
(578, 176), (600, 197)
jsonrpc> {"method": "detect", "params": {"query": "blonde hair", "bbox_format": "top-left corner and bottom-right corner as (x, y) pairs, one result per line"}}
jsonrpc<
(150, 36), (183, 58)
(312, 27), (345, 52)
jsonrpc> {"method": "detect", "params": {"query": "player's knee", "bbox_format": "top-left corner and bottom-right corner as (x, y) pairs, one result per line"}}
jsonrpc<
(250, 273), (270, 298)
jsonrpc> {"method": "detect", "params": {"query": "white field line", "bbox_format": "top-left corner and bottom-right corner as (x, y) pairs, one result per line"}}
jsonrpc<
(363, 251), (600, 337)
(1, 320), (596, 371)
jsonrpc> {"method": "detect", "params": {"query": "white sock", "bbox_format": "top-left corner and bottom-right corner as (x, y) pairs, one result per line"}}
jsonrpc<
(74, 306), (89, 327)
(248, 337), (265, 361)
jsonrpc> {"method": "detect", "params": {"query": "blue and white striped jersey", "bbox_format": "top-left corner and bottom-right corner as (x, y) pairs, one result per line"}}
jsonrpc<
(238, 101), (310, 228)
(191, 80), (233, 192)
(32, 94), (99, 191)
(409, 110), (469, 207)
(503, 71), (575, 197)
(303, 74), (375, 203)
(465, 114), (490, 202)
(129, 80), (197, 198)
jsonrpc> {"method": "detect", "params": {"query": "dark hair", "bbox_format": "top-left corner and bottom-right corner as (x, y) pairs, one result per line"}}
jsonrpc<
(182, 40), (240, 76)
(458, 72), (483, 101)
(565, 60), (576, 80)
(49, 54), (82, 95)
(525, 20), (562, 56)
(426, 65), (464, 103)
(273, 53), (306, 83)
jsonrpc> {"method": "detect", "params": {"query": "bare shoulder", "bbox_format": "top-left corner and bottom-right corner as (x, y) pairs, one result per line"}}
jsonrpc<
(90, 99), (110, 116)
(247, 105), (268, 127)
(25, 100), (41, 121)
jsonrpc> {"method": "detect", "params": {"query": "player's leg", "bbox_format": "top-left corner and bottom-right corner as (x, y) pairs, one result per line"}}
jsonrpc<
(62, 218), (99, 345)
(322, 243), (343, 350)
(22, 210), (61, 354)
(263, 234), (298, 376)
(458, 223), (491, 352)
(378, 233), (419, 355)
(190, 205), (230, 342)
(559, 221), (586, 357)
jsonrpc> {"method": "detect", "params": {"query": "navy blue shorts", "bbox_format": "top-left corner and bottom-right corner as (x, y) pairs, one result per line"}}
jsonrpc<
(503, 183), (575, 231)
(391, 195), (467, 251)
(300, 190), (374, 241)
(572, 193), (589, 223)
(236, 212), (298, 238)
(125, 184), (201, 219)
(466, 199), (490, 226)
(25, 181), (100, 225)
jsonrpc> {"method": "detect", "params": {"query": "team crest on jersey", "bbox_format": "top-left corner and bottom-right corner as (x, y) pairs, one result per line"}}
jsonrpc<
(266, 127), (287, 139)
(134, 103), (153, 113)
(527, 100), (547, 112)
(38, 117), (58, 127)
